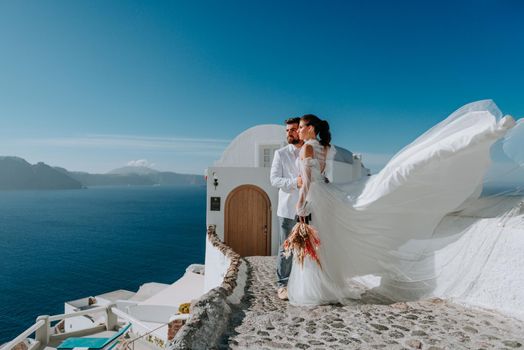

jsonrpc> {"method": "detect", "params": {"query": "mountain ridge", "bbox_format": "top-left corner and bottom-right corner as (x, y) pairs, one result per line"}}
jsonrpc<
(0, 157), (83, 190)
(0, 156), (205, 190)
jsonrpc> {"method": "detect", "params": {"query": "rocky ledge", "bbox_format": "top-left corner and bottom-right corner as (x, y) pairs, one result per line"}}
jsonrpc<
(170, 226), (245, 349)
(219, 256), (524, 350)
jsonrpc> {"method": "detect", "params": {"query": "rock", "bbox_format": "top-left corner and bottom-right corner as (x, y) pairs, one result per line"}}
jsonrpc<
(307, 340), (324, 346)
(405, 339), (423, 349)
(426, 338), (440, 345)
(392, 324), (411, 332)
(503, 340), (522, 348)
(411, 330), (427, 336)
(330, 323), (345, 328)
(463, 326), (479, 334)
(391, 302), (410, 311)
(370, 323), (389, 331)
(305, 327), (317, 334)
(263, 341), (293, 349)
(429, 298), (445, 304)
(389, 331), (405, 338)
(480, 334), (500, 341)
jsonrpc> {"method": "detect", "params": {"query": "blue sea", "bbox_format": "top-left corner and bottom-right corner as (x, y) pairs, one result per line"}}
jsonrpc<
(0, 186), (206, 344)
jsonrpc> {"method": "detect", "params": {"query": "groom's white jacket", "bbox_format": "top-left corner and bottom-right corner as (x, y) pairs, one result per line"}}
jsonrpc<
(270, 144), (301, 220)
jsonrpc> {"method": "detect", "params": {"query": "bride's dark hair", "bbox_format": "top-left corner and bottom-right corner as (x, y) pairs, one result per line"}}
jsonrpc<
(300, 114), (331, 147)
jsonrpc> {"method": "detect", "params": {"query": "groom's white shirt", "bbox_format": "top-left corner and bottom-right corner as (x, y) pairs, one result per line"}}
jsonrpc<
(270, 144), (301, 220)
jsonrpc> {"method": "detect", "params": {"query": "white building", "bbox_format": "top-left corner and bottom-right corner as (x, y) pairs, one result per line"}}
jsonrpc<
(205, 124), (370, 257)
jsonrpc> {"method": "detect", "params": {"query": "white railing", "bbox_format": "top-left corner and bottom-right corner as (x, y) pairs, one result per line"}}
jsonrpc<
(48, 305), (111, 322)
(1, 319), (45, 350)
(1, 305), (116, 350)
(112, 307), (190, 350)
(0, 302), (193, 350)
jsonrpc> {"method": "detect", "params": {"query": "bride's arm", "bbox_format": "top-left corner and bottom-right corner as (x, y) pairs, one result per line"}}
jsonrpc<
(296, 144), (314, 217)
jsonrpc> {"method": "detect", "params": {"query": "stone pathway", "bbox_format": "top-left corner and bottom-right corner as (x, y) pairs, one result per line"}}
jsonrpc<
(219, 256), (524, 350)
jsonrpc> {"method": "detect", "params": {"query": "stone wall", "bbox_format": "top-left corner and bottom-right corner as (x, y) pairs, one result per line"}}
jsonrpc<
(169, 225), (246, 350)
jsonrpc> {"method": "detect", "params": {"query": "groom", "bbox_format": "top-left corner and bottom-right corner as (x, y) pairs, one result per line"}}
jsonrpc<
(270, 117), (304, 300)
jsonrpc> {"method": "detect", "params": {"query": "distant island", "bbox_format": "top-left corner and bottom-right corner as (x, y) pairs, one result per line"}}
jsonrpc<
(0, 156), (205, 190)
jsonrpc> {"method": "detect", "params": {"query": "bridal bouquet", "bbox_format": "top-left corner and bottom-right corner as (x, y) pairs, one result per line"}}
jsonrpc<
(283, 222), (322, 268)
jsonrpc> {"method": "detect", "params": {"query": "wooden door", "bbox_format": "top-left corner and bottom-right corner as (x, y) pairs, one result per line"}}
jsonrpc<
(224, 185), (271, 257)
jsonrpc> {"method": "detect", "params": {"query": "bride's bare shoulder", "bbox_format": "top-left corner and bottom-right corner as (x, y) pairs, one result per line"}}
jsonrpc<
(301, 144), (314, 159)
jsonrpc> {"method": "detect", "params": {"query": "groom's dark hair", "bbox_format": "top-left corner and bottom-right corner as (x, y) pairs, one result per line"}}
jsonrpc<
(285, 117), (300, 125)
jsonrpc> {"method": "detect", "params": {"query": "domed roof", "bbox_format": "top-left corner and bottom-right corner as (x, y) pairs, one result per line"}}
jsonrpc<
(333, 146), (354, 164)
(215, 124), (285, 167)
(214, 124), (358, 167)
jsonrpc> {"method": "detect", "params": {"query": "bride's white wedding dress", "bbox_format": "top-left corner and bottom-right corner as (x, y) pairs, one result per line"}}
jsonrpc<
(287, 100), (519, 306)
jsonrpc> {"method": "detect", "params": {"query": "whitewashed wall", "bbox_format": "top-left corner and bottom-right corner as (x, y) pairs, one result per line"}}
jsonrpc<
(203, 234), (231, 293)
(332, 158), (365, 184)
(206, 166), (280, 255)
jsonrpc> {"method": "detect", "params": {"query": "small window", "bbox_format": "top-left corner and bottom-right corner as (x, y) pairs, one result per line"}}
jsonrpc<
(259, 144), (280, 167)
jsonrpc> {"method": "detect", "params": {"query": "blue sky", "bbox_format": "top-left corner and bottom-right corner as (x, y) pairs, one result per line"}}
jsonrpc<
(0, 1), (523, 174)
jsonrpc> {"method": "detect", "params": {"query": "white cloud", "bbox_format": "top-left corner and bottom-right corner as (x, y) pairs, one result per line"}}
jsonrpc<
(127, 159), (155, 167)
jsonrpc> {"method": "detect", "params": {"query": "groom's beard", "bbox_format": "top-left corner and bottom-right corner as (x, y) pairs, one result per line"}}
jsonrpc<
(288, 137), (300, 145)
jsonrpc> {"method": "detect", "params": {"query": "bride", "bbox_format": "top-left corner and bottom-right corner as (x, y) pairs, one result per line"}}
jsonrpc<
(287, 100), (519, 306)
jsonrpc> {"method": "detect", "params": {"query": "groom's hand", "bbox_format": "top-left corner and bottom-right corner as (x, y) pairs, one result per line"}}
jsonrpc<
(297, 176), (303, 188)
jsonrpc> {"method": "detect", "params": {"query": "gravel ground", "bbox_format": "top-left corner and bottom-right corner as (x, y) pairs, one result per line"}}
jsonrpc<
(219, 256), (524, 350)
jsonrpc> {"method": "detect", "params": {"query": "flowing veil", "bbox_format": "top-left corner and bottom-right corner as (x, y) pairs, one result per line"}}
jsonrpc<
(300, 100), (524, 319)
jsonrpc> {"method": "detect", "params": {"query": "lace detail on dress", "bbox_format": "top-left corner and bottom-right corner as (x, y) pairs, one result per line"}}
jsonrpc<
(296, 139), (330, 216)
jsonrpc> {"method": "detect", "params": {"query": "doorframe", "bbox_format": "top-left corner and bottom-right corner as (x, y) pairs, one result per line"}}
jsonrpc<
(224, 184), (272, 256)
